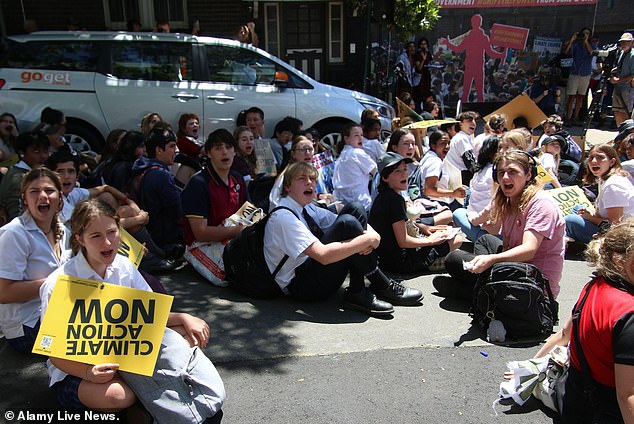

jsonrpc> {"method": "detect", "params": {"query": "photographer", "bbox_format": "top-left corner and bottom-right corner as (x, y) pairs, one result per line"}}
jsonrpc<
(564, 28), (593, 126)
(610, 32), (634, 126)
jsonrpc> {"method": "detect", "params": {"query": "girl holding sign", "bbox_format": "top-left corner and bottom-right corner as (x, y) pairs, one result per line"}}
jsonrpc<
(565, 144), (634, 244)
(0, 168), (65, 353)
(39, 199), (224, 422)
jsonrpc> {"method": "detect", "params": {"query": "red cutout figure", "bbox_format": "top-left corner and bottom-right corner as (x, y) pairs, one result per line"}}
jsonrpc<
(440, 15), (504, 103)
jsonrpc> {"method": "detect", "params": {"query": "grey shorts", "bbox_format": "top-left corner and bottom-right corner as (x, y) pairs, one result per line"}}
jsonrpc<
(613, 84), (634, 114)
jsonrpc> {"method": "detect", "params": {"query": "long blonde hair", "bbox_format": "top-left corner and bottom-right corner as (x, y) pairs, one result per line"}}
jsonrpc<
(490, 150), (541, 225)
(586, 218), (634, 287)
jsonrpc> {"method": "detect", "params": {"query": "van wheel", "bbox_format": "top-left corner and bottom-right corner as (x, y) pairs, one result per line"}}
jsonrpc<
(65, 121), (104, 154)
(314, 120), (350, 157)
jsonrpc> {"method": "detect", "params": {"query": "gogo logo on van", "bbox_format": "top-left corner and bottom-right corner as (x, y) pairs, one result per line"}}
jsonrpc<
(21, 71), (71, 85)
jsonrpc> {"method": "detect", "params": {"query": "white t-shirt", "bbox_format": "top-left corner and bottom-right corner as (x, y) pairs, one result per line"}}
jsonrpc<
(263, 196), (336, 292)
(40, 252), (151, 386)
(472, 132), (489, 161)
(362, 137), (385, 164)
(444, 131), (473, 172)
(597, 174), (634, 219)
(60, 187), (90, 225)
(333, 145), (376, 210)
(0, 213), (65, 339)
(539, 153), (558, 173)
(418, 150), (452, 204)
(467, 164), (494, 214)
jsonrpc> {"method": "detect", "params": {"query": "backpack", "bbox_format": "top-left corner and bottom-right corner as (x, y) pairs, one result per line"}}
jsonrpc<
(128, 165), (160, 206)
(223, 206), (298, 298)
(471, 262), (559, 339)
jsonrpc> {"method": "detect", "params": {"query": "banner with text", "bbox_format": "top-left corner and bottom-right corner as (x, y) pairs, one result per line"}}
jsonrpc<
(436, 0), (596, 8)
(533, 36), (564, 57)
(33, 275), (173, 376)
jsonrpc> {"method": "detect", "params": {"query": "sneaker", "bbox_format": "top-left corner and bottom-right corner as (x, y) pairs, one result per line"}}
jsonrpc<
(342, 288), (394, 316)
(432, 275), (473, 300)
(372, 280), (424, 306)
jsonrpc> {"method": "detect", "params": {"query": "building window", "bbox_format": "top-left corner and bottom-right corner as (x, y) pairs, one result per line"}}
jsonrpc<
(104, 0), (187, 30)
(329, 2), (343, 63)
(264, 4), (280, 57)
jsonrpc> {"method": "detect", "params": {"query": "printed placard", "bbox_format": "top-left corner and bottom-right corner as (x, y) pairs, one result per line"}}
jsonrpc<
(490, 24), (530, 50)
(535, 164), (554, 184)
(546, 186), (595, 216)
(33, 275), (173, 376)
(118, 229), (145, 268)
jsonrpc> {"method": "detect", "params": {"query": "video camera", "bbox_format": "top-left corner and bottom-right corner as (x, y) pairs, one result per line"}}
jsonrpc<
(593, 43), (618, 59)
(593, 43), (619, 80)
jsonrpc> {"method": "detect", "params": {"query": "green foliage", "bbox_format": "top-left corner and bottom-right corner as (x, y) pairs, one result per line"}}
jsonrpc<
(346, 0), (440, 37)
(393, 0), (440, 37)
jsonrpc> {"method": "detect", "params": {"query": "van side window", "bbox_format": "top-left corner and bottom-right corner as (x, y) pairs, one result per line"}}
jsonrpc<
(206, 45), (276, 85)
(1, 40), (98, 71)
(110, 42), (192, 82)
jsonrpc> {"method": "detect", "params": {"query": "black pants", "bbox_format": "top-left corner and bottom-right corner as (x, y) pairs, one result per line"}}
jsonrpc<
(445, 234), (503, 288)
(561, 366), (623, 424)
(287, 203), (380, 301)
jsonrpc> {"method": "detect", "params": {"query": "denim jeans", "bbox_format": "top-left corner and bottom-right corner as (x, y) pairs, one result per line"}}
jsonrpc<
(565, 205), (597, 244)
(452, 208), (488, 242)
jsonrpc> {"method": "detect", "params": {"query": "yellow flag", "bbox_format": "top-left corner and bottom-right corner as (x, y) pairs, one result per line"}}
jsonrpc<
(33, 275), (173, 376)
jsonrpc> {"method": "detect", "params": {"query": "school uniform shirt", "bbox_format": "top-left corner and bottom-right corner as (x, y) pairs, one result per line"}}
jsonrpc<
(39, 252), (151, 387)
(362, 137), (385, 164)
(539, 153), (558, 174)
(263, 196), (336, 293)
(596, 174), (634, 220)
(500, 191), (565, 297)
(0, 213), (65, 339)
(444, 131), (474, 172)
(333, 145), (376, 211)
(181, 166), (247, 246)
(60, 187), (90, 225)
(368, 188), (408, 267)
(467, 164), (493, 214)
(418, 150), (452, 204)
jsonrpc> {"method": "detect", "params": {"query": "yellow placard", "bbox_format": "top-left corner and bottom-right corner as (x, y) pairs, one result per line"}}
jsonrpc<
(403, 119), (459, 129)
(118, 229), (145, 268)
(33, 275), (173, 376)
(536, 164), (554, 184)
(546, 186), (595, 217)
(483, 93), (548, 130)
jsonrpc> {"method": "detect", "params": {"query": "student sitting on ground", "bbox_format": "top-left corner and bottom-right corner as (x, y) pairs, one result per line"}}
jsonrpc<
(444, 111), (479, 185)
(131, 125), (184, 248)
(0, 168), (65, 353)
(537, 135), (565, 189)
(333, 123), (377, 212)
(39, 198), (225, 422)
(361, 115), (384, 164)
(181, 129), (248, 287)
(369, 152), (462, 274)
(264, 161), (423, 317)
(0, 132), (49, 223)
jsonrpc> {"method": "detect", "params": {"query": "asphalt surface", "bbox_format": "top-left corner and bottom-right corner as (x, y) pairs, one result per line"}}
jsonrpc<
(0, 251), (592, 424)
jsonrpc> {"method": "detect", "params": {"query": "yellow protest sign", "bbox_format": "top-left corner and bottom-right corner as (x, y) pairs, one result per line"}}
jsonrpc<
(118, 229), (145, 268)
(33, 275), (173, 376)
(546, 186), (595, 216)
(536, 164), (554, 184)
(403, 119), (458, 129)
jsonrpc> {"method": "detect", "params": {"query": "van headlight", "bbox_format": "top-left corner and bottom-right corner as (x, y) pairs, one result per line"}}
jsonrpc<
(358, 100), (394, 120)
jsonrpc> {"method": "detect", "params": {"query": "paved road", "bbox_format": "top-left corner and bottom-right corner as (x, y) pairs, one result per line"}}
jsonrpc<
(0, 251), (592, 424)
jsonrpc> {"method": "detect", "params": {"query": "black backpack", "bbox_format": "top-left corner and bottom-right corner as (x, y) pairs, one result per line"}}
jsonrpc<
(471, 262), (559, 339)
(223, 206), (298, 298)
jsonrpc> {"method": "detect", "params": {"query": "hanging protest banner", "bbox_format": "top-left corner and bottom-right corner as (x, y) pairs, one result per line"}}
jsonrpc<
(546, 186), (595, 216)
(118, 229), (145, 268)
(33, 275), (173, 376)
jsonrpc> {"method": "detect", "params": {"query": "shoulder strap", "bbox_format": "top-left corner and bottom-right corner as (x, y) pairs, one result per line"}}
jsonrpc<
(571, 279), (598, 407)
(267, 206), (300, 278)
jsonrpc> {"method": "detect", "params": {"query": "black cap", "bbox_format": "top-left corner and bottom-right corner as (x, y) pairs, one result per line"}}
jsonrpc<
(540, 134), (566, 149)
(615, 119), (634, 142)
(377, 152), (413, 176)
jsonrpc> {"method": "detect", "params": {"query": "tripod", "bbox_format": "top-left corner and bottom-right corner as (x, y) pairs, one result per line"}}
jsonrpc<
(582, 76), (607, 138)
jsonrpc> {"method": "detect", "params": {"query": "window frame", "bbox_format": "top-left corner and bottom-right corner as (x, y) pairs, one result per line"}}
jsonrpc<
(103, 0), (188, 30)
(328, 2), (344, 63)
(264, 3), (281, 57)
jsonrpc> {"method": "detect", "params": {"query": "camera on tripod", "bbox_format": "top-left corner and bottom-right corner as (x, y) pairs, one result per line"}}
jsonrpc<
(593, 44), (618, 59)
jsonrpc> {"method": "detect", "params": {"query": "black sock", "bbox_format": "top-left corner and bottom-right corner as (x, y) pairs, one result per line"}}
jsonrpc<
(365, 267), (390, 290)
(348, 270), (365, 293)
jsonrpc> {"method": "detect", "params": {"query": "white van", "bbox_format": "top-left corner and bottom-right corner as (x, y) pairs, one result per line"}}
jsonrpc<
(0, 31), (393, 151)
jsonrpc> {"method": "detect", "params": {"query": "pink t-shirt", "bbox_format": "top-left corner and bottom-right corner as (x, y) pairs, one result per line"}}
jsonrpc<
(501, 191), (565, 297)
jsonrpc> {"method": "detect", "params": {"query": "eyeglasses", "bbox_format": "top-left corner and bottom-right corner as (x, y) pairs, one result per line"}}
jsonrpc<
(293, 147), (314, 153)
